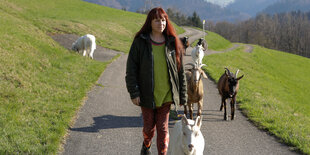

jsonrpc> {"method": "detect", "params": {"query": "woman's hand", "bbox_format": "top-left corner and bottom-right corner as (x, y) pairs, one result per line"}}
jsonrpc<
(131, 97), (140, 106)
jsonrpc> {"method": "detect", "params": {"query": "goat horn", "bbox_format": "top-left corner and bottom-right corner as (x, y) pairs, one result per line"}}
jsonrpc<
(200, 64), (207, 68)
(225, 67), (231, 75)
(195, 116), (202, 128)
(181, 114), (189, 125)
(235, 69), (240, 78)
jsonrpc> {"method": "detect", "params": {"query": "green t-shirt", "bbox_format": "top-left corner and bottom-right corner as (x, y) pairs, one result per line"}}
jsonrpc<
(152, 41), (173, 107)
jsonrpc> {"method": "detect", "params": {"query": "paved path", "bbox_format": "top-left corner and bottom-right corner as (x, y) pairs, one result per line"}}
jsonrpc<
(244, 44), (254, 53)
(60, 27), (298, 155)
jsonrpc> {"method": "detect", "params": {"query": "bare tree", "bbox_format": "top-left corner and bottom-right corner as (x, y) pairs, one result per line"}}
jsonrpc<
(213, 11), (310, 58)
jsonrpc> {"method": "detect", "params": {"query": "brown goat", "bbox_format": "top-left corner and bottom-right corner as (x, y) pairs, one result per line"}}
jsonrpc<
(184, 63), (208, 119)
(180, 36), (190, 55)
(217, 68), (244, 120)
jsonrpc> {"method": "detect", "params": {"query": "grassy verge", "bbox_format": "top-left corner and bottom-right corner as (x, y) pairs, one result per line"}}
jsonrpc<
(203, 44), (310, 154)
(190, 30), (232, 51)
(0, 0), (184, 154)
(0, 8), (109, 153)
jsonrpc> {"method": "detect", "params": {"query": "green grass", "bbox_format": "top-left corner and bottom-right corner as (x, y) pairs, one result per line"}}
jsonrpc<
(0, 0), (184, 154)
(191, 30), (232, 51)
(1, 0), (144, 52)
(5, 0), (310, 154)
(2, 0), (183, 53)
(0, 9), (109, 153)
(203, 44), (310, 154)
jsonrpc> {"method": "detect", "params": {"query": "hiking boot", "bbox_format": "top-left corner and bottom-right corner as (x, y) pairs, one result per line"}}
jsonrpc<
(140, 142), (151, 155)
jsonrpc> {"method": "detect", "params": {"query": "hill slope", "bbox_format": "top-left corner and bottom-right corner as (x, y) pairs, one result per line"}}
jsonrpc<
(0, 0), (183, 154)
(262, 0), (310, 14)
(203, 44), (310, 154)
(1, 0), (310, 154)
(225, 0), (278, 16)
(84, 0), (250, 22)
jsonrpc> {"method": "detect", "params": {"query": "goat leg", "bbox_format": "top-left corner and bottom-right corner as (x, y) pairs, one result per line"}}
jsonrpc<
(184, 105), (188, 118)
(223, 98), (227, 120)
(231, 97), (236, 120)
(189, 103), (193, 120)
(220, 101), (223, 111)
(220, 94), (224, 111)
(90, 49), (94, 59)
(87, 49), (90, 58)
(197, 100), (202, 117)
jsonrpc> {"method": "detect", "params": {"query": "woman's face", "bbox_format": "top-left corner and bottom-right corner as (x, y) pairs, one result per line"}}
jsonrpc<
(151, 17), (166, 34)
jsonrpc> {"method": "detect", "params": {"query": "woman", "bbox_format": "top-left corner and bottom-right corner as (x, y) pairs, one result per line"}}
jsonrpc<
(125, 7), (187, 155)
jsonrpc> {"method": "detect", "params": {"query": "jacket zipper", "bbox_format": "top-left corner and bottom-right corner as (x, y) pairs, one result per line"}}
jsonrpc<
(150, 42), (155, 109)
(165, 46), (174, 103)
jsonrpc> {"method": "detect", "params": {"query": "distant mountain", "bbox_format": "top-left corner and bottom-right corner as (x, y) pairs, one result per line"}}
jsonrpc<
(262, 0), (310, 15)
(225, 0), (279, 16)
(84, 0), (144, 12)
(204, 0), (235, 7)
(159, 0), (249, 22)
(84, 0), (250, 22)
(83, 0), (310, 22)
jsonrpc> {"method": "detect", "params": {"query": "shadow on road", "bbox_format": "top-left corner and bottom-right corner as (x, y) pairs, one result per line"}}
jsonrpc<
(70, 115), (143, 133)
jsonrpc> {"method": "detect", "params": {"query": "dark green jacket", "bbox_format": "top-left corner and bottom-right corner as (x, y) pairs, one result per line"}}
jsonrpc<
(125, 33), (187, 109)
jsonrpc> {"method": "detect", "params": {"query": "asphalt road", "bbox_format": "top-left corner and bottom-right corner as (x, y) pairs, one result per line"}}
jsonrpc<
(59, 27), (299, 155)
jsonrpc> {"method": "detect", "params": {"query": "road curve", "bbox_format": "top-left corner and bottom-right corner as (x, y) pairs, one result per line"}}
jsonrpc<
(60, 27), (298, 155)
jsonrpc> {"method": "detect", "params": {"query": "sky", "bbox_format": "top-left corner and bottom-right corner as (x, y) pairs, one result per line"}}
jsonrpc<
(204, 0), (235, 7)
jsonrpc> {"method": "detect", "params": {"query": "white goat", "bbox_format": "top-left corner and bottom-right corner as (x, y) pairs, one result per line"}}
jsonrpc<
(169, 115), (205, 155)
(191, 44), (204, 66)
(197, 38), (208, 52)
(71, 34), (96, 59)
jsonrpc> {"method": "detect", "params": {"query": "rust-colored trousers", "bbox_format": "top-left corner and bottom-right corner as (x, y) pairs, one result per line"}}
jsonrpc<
(141, 103), (171, 155)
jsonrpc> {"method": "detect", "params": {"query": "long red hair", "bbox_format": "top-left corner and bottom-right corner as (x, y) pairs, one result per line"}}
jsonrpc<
(135, 7), (184, 71)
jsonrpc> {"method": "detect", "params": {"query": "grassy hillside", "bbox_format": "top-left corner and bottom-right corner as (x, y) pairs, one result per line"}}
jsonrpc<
(204, 31), (232, 51)
(191, 30), (232, 51)
(2, 0), (142, 52)
(203, 44), (310, 154)
(0, 0), (184, 154)
(2, 0), (184, 53)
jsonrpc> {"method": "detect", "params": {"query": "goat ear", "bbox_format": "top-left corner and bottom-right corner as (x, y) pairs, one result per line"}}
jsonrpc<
(194, 116), (202, 129)
(237, 75), (244, 80)
(181, 114), (189, 125)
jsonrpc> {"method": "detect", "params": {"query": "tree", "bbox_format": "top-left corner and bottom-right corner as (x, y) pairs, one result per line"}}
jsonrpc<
(191, 11), (203, 28)
(212, 11), (310, 58)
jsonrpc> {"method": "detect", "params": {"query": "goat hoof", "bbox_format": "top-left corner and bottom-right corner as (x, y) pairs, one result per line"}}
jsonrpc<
(231, 115), (235, 120)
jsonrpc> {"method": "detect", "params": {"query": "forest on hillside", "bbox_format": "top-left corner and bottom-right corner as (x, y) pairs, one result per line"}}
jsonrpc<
(138, 8), (203, 28)
(207, 11), (310, 58)
(262, 0), (310, 15)
(166, 8), (203, 28)
(84, 0), (249, 22)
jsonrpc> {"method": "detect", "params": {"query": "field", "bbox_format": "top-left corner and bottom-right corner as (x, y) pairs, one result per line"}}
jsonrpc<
(1, 0), (310, 154)
(0, 0), (183, 153)
(203, 44), (310, 154)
